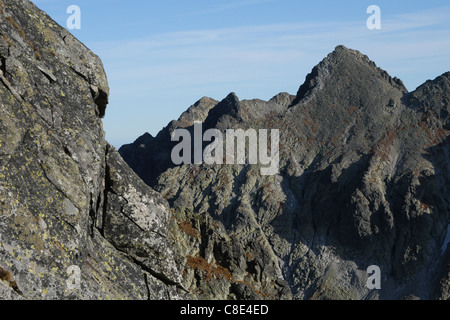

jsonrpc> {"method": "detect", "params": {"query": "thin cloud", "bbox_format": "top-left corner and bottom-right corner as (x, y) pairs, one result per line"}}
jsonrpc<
(93, 4), (450, 59)
(85, 3), (450, 145)
(381, 5), (450, 32)
(172, 0), (275, 17)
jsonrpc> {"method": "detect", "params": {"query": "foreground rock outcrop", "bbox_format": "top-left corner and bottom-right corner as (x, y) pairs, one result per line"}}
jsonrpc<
(0, 0), (185, 299)
(0, 0), (448, 300)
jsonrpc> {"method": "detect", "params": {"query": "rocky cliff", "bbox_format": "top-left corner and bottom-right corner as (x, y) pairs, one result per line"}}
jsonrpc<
(121, 48), (450, 299)
(0, 0), (186, 300)
(0, 0), (449, 300)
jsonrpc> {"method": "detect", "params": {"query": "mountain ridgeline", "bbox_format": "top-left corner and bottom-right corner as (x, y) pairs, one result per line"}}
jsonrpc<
(120, 46), (450, 299)
(0, 0), (448, 300)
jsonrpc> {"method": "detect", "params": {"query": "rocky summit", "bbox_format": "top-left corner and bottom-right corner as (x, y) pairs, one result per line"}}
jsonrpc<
(0, 0), (449, 301)
(120, 47), (450, 299)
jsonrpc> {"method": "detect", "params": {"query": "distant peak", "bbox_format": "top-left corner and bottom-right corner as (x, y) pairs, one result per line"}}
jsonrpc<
(334, 44), (351, 52)
(328, 45), (375, 67)
(176, 96), (218, 125)
(203, 92), (241, 129)
(292, 45), (407, 106)
(225, 92), (240, 103)
(333, 45), (363, 54)
(196, 96), (219, 105)
(133, 132), (154, 146)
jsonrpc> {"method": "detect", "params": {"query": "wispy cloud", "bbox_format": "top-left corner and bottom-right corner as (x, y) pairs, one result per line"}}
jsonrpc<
(381, 5), (450, 32)
(172, 0), (275, 17)
(94, 5), (450, 84)
(95, 5), (450, 53)
(85, 4), (450, 146)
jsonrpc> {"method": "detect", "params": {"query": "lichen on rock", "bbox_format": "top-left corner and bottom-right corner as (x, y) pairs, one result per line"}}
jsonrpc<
(0, 0), (448, 301)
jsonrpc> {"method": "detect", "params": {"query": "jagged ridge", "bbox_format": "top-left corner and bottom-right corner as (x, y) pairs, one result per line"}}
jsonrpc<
(121, 45), (449, 300)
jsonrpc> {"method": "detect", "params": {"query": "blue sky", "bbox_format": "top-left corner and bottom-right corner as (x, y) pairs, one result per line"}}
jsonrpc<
(31, 0), (450, 148)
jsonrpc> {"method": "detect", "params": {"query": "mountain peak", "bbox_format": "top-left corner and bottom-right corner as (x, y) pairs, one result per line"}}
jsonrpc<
(292, 45), (407, 106)
(175, 96), (218, 126)
(333, 44), (367, 55)
(203, 92), (241, 129)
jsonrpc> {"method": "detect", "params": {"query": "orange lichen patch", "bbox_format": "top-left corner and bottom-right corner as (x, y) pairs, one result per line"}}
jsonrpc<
(0, 266), (12, 283)
(418, 112), (449, 145)
(186, 254), (275, 298)
(211, 221), (221, 231)
(306, 136), (315, 148)
(53, 239), (64, 252)
(349, 106), (356, 115)
(186, 256), (233, 281)
(373, 126), (404, 161)
(303, 117), (313, 127)
(234, 280), (274, 299)
(0, 266), (23, 296)
(425, 127), (449, 145)
(219, 171), (230, 184)
(178, 220), (200, 239)
(4, 16), (41, 60)
(5, 16), (25, 39)
(2, 34), (13, 46)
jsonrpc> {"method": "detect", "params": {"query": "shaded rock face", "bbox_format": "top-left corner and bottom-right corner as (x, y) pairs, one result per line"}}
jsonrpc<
(0, 0), (448, 301)
(121, 47), (449, 299)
